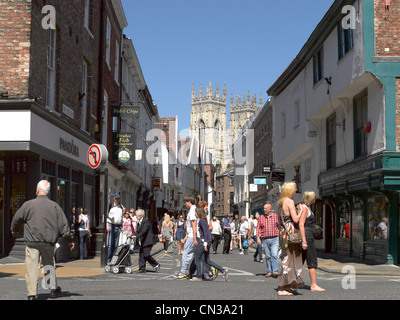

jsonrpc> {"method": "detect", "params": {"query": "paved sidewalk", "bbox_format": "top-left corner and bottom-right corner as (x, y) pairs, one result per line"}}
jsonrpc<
(1, 245), (399, 278)
(316, 253), (400, 277)
(0, 242), (166, 278)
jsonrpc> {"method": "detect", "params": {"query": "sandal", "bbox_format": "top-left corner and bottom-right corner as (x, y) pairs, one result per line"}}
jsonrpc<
(278, 290), (293, 296)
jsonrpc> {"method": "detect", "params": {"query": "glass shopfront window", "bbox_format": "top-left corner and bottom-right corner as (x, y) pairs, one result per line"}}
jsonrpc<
(336, 201), (351, 255)
(367, 196), (389, 240)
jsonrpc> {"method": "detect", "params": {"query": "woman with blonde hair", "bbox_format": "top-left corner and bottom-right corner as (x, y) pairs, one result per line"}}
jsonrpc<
(161, 214), (173, 254)
(277, 182), (305, 296)
(299, 191), (325, 292)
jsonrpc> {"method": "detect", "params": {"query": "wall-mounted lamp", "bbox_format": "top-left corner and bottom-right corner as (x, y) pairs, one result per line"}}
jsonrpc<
(365, 121), (372, 133)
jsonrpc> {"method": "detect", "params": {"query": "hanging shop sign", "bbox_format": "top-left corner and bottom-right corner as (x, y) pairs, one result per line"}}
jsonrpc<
(112, 132), (136, 161)
(112, 105), (140, 118)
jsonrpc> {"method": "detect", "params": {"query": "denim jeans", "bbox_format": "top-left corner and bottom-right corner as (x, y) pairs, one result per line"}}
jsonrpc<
(107, 224), (121, 262)
(262, 237), (279, 274)
(181, 237), (197, 274)
(253, 235), (263, 261)
(79, 230), (89, 260)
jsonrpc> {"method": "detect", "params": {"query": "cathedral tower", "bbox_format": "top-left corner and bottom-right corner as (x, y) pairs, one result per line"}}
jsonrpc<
(190, 81), (263, 173)
(229, 90), (263, 145)
(190, 80), (230, 171)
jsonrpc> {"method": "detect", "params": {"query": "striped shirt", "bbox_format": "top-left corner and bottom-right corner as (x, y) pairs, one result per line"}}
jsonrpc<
(256, 213), (279, 238)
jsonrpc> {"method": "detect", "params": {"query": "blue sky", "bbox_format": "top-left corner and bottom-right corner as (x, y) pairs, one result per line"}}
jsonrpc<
(121, 0), (335, 136)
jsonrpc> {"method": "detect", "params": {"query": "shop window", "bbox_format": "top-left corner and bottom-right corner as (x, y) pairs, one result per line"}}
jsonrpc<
(367, 196), (389, 240)
(337, 201), (351, 255)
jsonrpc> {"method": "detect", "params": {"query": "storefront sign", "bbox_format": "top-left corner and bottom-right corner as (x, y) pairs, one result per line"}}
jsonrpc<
(112, 132), (136, 160)
(59, 138), (80, 158)
(152, 178), (162, 189)
(254, 176), (267, 185)
(249, 184), (258, 192)
(271, 169), (285, 182)
(112, 105), (140, 118)
(319, 156), (382, 186)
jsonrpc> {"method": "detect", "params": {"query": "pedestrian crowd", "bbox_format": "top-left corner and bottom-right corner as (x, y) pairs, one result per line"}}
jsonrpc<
(9, 179), (325, 300)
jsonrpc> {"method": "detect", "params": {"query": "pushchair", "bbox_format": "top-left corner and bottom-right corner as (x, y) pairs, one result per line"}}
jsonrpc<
(104, 237), (135, 274)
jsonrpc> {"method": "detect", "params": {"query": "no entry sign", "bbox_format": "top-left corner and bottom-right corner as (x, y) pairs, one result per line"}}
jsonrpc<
(87, 144), (108, 170)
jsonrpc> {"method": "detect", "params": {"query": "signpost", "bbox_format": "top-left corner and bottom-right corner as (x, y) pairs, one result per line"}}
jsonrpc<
(87, 144), (109, 267)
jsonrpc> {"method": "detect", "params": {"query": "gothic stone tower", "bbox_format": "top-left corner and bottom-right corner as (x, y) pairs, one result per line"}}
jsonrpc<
(229, 90), (263, 145)
(190, 80), (230, 171)
(190, 81), (263, 173)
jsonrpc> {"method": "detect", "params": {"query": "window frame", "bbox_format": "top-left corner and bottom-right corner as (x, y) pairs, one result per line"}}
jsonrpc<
(326, 113), (337, 170)
(337, 21), (354, 61)
(313, 47), (324, 86)
(353, 89), (368, 159)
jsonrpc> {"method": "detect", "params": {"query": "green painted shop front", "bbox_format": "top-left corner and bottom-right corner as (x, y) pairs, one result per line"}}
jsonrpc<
(319, 152), (400, 265)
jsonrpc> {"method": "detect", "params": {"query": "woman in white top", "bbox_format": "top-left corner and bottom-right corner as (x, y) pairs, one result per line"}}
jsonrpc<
(161, 214), (173, 253)
(211, 217), (222, 254)
(250, 212), (263, 262)
(78, 208), (90, 260)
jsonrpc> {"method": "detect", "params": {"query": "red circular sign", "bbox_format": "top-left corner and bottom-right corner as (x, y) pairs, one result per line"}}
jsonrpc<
(87, 145), (102, 169)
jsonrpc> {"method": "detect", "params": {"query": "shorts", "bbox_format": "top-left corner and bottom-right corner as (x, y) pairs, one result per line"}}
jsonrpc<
(302, 238), (318, 269)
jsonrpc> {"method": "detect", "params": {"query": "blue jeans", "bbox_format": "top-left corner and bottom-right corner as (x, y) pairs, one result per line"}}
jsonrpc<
(107, 224), (121, 262)
(261, 237), (279, 274)
(190, 241), (224, 278)
(79, 230), (89, 260)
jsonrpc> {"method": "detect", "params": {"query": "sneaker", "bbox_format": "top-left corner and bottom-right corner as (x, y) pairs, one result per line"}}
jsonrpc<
(154, 264), (160, 273)
(223, 269), (229, 282)
(50, 286), (61, 299)
(190, 277), (202, 282)
(176, 272), (187, 279)
(27, 295), (37, 300)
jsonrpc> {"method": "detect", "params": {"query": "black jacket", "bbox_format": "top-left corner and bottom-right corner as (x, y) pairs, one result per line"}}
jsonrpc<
(135, 218), (154, 247)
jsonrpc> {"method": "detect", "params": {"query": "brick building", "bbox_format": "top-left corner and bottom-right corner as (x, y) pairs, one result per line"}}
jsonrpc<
(216, 167), (234, 218)
(248, 99), (274, 215)
(0, 0), (127, 258)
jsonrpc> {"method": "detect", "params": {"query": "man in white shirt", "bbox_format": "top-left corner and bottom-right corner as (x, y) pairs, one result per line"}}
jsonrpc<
(106, 194), (124, 263)
(238, 216), (249, 254)
(176, 195), (198, 279)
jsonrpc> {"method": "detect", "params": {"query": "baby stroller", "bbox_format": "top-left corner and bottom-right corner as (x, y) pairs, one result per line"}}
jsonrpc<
(104, 237), (135, 274)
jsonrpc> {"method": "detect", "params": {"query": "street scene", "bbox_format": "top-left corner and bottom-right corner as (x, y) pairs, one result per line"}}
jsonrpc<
(1, 0), (400, 306)
(1, 241), (400, 302)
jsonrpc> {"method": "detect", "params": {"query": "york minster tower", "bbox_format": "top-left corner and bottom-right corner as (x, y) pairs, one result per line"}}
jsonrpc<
(190, 80), (262, 173)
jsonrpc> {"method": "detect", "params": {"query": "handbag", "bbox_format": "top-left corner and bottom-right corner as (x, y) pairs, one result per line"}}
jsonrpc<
(314, 225), (323, 240)
(279, 207), (302, 245)
(287, 232), (302, 245)
(242, 239), (249, 249)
